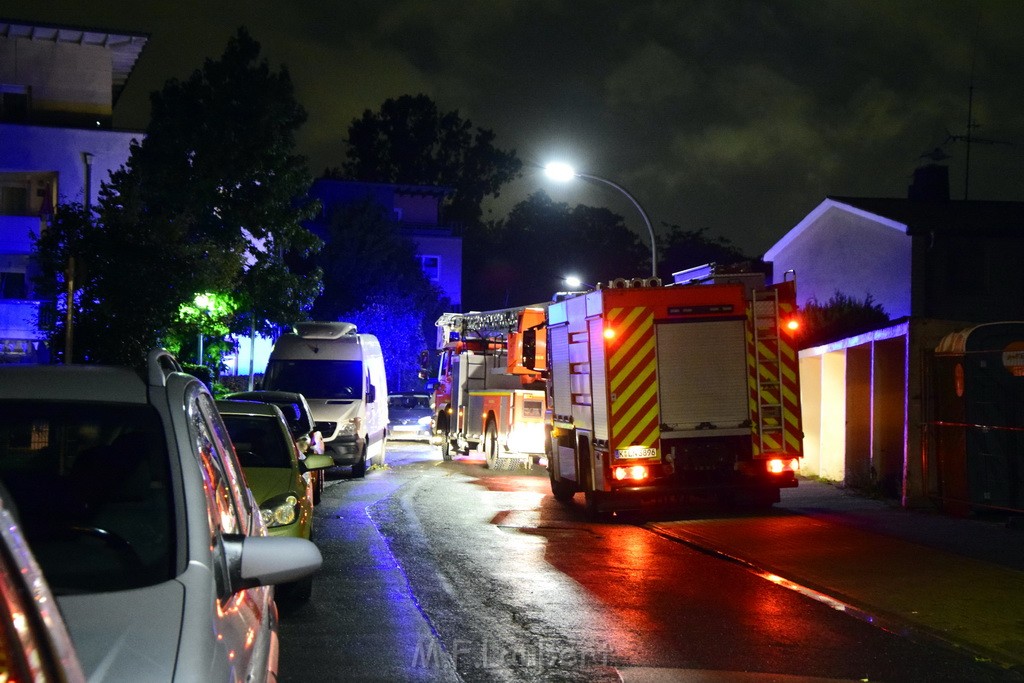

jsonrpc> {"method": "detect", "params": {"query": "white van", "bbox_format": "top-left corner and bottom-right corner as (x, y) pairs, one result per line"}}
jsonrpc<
(263, 322), (388, 477)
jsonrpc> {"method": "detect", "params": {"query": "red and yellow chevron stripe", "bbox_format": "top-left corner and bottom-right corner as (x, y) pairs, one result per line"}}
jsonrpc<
(746, 297), (802, 457)
(606, 306), (661, 458)
(777, 300), (803, 455)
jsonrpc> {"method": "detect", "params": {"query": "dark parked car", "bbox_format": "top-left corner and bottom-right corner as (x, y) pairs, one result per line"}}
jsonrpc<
(387, 392), (433, 441)
(224, 390), (327, 504)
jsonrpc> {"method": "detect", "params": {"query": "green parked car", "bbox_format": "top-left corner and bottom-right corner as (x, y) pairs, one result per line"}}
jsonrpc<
(216, 399), (333, 603)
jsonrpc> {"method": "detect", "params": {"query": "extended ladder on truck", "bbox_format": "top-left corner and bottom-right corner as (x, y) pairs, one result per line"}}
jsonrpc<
(433, 304), (549, 469)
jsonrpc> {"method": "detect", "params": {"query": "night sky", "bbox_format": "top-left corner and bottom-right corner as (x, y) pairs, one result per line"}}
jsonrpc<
(5, 1), (1024, 258)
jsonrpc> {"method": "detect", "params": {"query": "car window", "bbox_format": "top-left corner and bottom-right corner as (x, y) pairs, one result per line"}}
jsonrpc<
(221, 416), (293, 469)
(199, 394), (254, 524)
(263, 360), (362, 399)
(0, 401), (174, 593)
(188, 391), (247, 536)
(389, 395), (430, 410)
(277, 402), (301, 423)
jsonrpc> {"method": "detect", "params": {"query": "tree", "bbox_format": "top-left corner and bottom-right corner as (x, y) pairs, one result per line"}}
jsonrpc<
(34, 27), (321, 366)
(466, 191), (648, 310)
(798, 291), (890, 349)
(337, 94), (522, 227)
(312, 197), (449, 390)
(658, 225), (750, 277)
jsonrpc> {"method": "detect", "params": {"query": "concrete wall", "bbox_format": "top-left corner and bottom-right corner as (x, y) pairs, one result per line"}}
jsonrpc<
(0, 123), (138, 207)
(0, 36), (113, 122)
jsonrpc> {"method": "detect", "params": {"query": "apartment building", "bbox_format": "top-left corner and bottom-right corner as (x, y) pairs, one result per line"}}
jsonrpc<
(0, 19), (147, 362)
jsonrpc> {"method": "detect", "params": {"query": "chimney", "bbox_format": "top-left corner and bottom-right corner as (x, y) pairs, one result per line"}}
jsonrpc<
(908, 163), (950, 201)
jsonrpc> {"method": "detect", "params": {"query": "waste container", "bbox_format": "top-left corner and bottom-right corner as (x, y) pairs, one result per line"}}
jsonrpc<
(934, 322), (1024, 514)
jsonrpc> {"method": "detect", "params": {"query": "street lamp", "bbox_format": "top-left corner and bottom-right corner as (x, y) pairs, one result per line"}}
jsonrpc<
(563, 275), (595, 290)
(194, 293), (213, 364)
(544, 162), (657, 278)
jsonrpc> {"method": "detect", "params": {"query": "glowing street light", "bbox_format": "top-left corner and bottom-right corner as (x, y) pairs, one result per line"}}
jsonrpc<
(544, 162), (657, 278)
(564, 275), (584, 289)
(194, 292), (214, 365)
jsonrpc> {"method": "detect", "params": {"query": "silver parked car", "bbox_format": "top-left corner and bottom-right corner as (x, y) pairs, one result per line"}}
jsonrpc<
(0, 350), (322, 682)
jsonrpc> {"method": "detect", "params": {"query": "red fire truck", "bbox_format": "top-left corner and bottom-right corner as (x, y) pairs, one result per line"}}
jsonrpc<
(545, 268), (802, 517)
(433, 306), (548, 468)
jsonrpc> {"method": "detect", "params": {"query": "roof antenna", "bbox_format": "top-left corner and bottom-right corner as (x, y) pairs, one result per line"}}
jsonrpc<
(943, 5), (1013, 199)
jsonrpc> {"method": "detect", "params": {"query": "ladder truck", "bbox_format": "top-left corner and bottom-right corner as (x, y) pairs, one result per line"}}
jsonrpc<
(545, 267), (803, 517)
(433, 305), (548, 468)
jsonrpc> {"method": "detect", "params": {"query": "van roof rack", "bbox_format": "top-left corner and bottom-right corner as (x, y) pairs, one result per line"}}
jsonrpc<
(292, 321), (358, 340)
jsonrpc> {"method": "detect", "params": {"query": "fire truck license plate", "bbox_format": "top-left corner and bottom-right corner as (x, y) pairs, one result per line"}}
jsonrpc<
(616, 447), (656, 460)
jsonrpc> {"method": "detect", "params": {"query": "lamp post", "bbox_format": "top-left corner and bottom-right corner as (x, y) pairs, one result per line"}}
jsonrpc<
(194, 293), (212, 365)
(544, 162), (657, 278)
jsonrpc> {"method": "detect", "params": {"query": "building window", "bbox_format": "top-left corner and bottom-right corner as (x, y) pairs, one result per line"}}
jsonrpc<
(0, 186), (28, 216)
(0, 85), (29, 123)
(419, 255), (440, 282)
(0, 272), (26, 299)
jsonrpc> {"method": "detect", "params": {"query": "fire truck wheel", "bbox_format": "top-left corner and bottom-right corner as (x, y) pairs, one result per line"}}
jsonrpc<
(440, 434), (452, 461)
(549, 469), (576, 503)
(482, 421), (499, 469)
(583, 491), (604, 521)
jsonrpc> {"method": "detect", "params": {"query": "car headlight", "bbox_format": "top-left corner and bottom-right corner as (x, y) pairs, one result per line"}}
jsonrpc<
(260, 494), (300, 527)
(417, 415), (432, 426)
(338, 417), (361, 436)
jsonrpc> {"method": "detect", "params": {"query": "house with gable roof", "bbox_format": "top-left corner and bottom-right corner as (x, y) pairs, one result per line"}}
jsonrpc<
(765, 164), (1024, 513)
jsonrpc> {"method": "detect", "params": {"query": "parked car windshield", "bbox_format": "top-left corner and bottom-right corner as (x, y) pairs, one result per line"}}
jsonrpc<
(221, 415), (293, 468)
(263, 360), (362, 400)
(389, 394), (431, 411)
(0, 401), (174, 594)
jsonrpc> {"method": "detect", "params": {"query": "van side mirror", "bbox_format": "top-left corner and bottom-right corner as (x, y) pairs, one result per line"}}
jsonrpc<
(367, 383), (376, 403)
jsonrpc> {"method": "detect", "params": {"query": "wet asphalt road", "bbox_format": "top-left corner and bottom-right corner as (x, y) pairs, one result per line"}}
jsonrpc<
(277, 441), (1019, 682)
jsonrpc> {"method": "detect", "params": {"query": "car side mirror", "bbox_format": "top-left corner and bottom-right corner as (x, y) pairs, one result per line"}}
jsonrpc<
(300, 454), (333, 471)
(218, 534), (322, 600)
(367, 383), (376, 403)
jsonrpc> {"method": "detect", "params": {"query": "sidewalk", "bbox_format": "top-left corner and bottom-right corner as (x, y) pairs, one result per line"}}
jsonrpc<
(647, 478), (1024, 672)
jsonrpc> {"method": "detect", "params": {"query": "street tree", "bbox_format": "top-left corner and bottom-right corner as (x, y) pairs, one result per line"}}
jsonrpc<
(312, 197), (449, 389)
(34, 27), (321, 366)
(336, 94), (522, 227)
(467, 191), (648, 310)
(658, 225), (750, 277)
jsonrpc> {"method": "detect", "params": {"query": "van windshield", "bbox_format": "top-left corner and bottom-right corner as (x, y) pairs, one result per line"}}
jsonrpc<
(264, 360), (363, 400)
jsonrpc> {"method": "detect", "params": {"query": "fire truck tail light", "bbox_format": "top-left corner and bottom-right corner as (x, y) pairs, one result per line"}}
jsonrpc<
(783, 317), (801, 334)
(603, 327), (616, 340)
(613, 465), (648, 481)
(767, 458), (800, 474)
